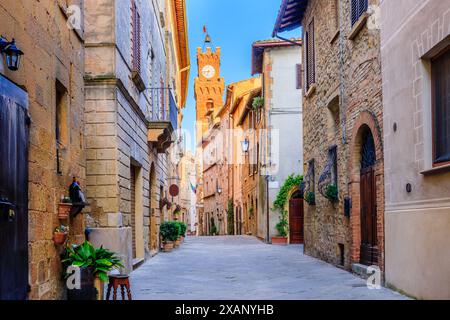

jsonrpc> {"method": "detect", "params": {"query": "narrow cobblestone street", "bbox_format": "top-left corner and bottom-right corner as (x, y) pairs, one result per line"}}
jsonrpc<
(130, 236), (407, 300)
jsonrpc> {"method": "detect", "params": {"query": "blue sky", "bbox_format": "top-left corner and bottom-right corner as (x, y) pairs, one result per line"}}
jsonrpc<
(182, 0), (299, 152)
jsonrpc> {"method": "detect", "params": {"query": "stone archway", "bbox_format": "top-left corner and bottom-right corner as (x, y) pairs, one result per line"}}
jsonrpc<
(349, 111), (384, 270)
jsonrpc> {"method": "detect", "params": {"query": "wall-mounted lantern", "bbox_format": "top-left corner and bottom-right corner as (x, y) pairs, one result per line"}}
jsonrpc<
(0, 36), (24, 71)
(241, 138), (250, 154)
(217, 186), (223, 196)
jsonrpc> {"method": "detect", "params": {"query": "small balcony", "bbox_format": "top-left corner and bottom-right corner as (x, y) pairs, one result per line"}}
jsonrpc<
(147, 88), (178, 153)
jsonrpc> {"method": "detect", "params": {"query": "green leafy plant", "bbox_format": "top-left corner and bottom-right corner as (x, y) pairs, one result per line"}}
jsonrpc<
(252, 96), (264, 110)
(273, 174), (303, 211)
(305, 191), (316, 206)
(179, 222), (187, 237)
(227, 199), (235, 235)
(249, 206), (254, 218)
(61, 241), (124, 282)
(61, 197), (72, 204)
(210, 225), (218, 236)
(160, 221), (178, 242)
(275, 210), (289, 237)
(173, 221), (182, 239)
(324, 184), (339, 202)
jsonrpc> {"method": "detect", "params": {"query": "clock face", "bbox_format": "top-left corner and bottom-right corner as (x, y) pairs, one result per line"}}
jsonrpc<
(202, 65), (216, 79)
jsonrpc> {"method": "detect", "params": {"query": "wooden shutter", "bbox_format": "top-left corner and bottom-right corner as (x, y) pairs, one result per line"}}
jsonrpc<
(351, 0), (368, 26)
(305, 20), (315, 91)
(131, 0), (141, 73)
(296, 64), (303, 89)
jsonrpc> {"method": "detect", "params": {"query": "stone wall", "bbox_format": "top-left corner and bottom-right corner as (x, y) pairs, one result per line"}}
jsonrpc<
(0, 0), (86, 299)
(302, 0), (384, 271)
(84, 0), (168, 271)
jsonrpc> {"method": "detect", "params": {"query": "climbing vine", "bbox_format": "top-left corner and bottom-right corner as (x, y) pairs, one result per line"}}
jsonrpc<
(273, 174), (303, 211)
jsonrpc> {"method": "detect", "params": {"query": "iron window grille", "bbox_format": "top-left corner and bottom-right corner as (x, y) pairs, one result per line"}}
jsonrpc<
(351, 0), (368, 27)
(318, 146), (338, 200)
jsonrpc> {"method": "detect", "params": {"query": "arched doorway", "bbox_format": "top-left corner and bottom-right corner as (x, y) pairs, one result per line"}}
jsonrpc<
(359, 128), (378, 266)
(289, 190), (304, 244)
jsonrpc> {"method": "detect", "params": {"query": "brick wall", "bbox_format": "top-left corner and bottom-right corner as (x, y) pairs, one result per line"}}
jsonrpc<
(302, 0), (384, 271)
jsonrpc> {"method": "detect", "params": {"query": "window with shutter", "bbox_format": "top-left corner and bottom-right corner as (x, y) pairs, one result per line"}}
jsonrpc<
(296, 64), (303, 90)
(351, 0), (368, 26)
(131, 0), (141, 73)
(305, 19), (315, 92)
(432, 47), (450, 166)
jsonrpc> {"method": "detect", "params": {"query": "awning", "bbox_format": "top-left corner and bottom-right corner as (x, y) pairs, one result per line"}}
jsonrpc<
(272, 0), (308, 37)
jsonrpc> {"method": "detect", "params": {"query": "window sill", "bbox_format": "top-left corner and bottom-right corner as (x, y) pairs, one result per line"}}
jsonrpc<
(348, 12), (369, 41)
(305, 84), (317, 98)
(330, 29), (340, 44)
(420, 163), (450, 176)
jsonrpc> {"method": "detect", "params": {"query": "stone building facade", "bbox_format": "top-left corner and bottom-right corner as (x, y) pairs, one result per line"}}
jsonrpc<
(251, 39), (303, 243)
(380, 0), (450, 299)
(84, 0), (189, 272)
(194, 45), (225, 235)
(225, 78), (262, 235)
(179, 150), (196, 233)
(239, 88), (263, 237)
(274, 0), (385, 273)
(0, 0), (86, 299)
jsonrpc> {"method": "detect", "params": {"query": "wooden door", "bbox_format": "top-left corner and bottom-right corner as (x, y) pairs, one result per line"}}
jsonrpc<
(289, 198), (304, 244)
(360, 166), (378, 266)
(0, 76), (29, 300)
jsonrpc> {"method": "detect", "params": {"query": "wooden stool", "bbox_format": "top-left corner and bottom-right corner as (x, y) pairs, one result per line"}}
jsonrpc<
(106, 275), (132, 300)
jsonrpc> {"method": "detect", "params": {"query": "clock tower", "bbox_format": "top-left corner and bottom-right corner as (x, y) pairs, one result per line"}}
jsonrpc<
(194, 46), (225, 145)
(194, 44), (225, 235)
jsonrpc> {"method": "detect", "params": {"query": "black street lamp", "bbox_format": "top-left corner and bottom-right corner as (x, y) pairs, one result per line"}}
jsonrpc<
(0, 36), (24, 71)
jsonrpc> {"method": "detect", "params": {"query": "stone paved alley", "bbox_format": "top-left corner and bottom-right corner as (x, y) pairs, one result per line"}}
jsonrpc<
(130, 236), (408, 300)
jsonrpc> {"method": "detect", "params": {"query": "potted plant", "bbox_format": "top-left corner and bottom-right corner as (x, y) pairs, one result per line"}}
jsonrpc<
(324, 184), (339, 203)
(62, 241), (124, 300)
(252, 96), (264, 110)
(58, 197), (72, 219)
(53, 225), (69, 245)
(210, 225), (218, 236)
(305, 191), (316, 206)
(160, 222), (177, 252)
(173, 221), (182, 247)
(272, 210), (289, 245)
(179, 222), (187, 242)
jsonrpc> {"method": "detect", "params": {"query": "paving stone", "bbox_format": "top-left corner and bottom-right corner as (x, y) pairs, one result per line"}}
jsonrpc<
(130, 236), (408, 300)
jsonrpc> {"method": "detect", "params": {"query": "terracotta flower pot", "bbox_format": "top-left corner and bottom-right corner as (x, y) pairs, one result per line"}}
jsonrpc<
(53, 232), (67, 245)
(174, 238), (181, 248)
(272, 236), (288, 245)
(58, 203), (72, 219)
(163, 241), (174, 252)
